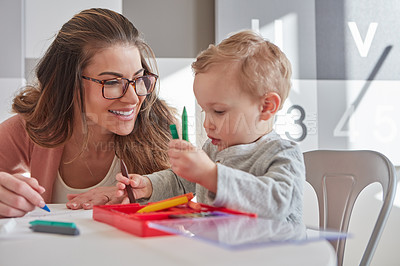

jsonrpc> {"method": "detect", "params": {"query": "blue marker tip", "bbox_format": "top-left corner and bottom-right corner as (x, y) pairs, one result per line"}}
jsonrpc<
(41, 204), (51, 212)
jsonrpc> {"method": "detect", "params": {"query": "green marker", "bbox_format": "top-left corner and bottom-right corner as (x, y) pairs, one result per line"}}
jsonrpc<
(182, 106), (188, 141)
(29, 220), (77, 228)
(169, 124), (179, 139)
(29, 220), (79, 236)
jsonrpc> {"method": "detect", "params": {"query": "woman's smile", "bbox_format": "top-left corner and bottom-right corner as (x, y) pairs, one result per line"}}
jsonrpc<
(108, 107), (136, 120)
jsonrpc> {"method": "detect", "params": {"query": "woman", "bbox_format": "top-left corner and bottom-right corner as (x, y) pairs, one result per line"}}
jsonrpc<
(0, 8), (175, 217)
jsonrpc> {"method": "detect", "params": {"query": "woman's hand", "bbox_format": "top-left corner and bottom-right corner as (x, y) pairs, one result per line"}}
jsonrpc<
(0, 172), (46, 218)
(168, 140), (218, 192)
(115, 173), (153, 204)
(66, 186), (125, 210)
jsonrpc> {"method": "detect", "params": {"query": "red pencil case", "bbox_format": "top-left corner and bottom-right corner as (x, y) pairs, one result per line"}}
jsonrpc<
(93, 194), (256, 237)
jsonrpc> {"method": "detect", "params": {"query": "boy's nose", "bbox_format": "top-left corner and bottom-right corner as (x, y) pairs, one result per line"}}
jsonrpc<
(203, 114), (215, 130)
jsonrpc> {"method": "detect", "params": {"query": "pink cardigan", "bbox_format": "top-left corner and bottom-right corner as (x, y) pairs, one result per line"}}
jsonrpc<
(0, 115), (64, 202)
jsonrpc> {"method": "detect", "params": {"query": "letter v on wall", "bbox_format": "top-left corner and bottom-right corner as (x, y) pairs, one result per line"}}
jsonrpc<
(348, 22), (378, 57)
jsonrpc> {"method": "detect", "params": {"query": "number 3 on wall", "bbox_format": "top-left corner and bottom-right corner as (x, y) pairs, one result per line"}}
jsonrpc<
(285, 105), (307, 142)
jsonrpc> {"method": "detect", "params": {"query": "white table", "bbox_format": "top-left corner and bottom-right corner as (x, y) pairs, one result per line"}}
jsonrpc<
(0, 204), (337, 266)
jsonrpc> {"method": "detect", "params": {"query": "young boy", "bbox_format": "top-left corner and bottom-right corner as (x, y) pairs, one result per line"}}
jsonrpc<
(116, 30), (305, 222)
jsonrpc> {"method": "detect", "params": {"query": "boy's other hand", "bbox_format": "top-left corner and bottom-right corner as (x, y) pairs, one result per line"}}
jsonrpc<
(168, 140), (217, 192)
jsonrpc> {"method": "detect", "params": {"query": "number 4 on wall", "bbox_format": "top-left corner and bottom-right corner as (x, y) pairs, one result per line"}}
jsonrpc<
(333, 104), (359, 140)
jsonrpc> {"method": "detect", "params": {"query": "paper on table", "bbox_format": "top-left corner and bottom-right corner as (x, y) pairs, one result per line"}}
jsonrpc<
(0, 219), (16, 234)
(0, 204), (90, 240)
(25, 204), (87, 218)
(148, 215), (347, 250)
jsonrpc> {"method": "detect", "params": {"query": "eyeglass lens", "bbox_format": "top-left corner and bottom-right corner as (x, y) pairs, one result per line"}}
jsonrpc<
(103, 76), (156, 99)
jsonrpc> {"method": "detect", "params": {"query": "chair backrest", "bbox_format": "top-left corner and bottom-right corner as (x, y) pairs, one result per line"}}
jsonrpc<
(303, 150), (396, 266)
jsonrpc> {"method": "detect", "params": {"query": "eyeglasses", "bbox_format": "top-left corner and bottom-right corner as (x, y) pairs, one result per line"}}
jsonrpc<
(82, 71), (158, 99)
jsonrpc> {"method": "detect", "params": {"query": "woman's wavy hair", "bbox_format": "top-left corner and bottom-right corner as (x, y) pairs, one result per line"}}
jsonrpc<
(12, 8), (175, 174)
(192, 30), (292, 107)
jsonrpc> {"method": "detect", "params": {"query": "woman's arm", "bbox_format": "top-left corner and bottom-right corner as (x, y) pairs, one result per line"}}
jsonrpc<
(0, 172), (47, 217)
(0, 116), (48, 217)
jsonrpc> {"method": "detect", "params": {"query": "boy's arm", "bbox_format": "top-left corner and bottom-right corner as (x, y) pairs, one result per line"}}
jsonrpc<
(146, 169), (196, 202)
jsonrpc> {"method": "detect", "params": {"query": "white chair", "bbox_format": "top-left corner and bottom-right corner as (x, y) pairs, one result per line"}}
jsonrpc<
(303, 150), (396, 266)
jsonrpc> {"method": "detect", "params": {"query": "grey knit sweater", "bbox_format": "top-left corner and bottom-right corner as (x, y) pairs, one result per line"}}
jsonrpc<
(146, 130), (305, 222)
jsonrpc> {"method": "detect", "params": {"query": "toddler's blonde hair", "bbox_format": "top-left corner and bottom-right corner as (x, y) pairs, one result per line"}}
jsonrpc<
(192, 30), (292, 105)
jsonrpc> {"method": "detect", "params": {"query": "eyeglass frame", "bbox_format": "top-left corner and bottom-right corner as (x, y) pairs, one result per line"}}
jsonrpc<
(81, 69), (158, 100)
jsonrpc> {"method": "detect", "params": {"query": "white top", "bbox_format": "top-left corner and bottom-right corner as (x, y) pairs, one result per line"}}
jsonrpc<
(51, 156), (120, 203)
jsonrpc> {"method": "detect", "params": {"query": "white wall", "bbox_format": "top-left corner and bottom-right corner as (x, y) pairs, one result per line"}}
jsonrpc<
(156, 58), (197, 145)
(25, 0), (122, 58)
(0, 0), (24, 122)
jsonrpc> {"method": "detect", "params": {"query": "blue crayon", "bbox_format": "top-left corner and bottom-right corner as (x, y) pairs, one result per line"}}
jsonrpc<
(41, 204), (51, 212)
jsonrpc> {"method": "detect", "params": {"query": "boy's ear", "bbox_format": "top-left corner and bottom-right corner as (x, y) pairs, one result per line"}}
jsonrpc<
(259, 92), (281, 121)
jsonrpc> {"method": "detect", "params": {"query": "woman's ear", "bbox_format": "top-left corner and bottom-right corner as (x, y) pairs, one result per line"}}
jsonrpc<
(259, 92), (281, 121)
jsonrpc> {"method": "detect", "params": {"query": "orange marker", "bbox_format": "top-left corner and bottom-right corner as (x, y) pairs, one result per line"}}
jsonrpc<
(137, 193), (194, 213)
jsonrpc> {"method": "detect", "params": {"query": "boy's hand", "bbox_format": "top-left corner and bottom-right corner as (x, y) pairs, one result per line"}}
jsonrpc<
(168, 140), (217, 192)
(115, 173), (152, 203)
